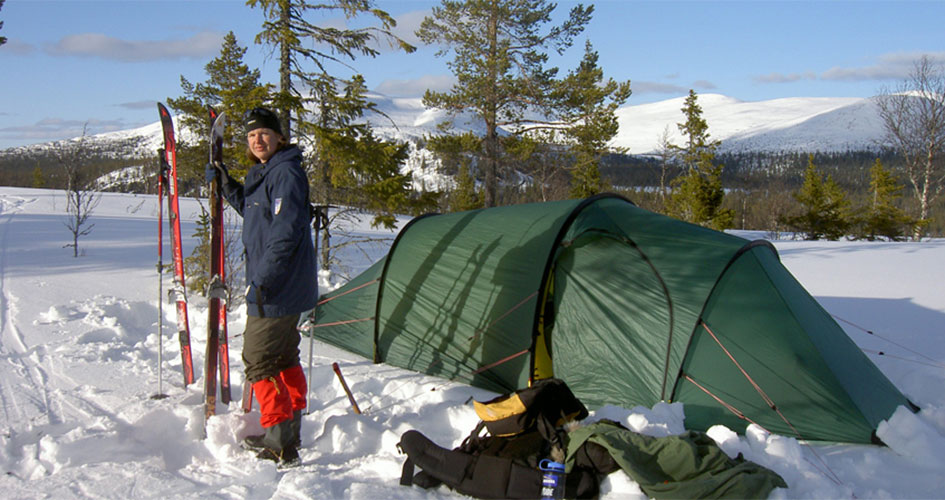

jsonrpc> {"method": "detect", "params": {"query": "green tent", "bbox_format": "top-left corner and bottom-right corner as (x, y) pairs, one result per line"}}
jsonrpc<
(309, 194), (912, 444)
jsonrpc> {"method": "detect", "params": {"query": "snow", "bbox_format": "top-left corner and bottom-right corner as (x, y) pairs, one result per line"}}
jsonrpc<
(612, 94), (883, 154)
(1, 186), (944, 499)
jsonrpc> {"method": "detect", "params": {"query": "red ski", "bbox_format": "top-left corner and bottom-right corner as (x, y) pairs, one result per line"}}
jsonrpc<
(206, 107), (230, 417)
(157, 103), (195, 387)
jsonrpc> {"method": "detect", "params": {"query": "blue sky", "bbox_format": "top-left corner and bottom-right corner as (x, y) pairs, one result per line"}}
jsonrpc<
(1, 0), (944, 150)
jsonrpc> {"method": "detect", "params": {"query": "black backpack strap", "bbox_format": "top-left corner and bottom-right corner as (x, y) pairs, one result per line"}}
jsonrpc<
(535, 412), (566, 455)
(460, 420), (488, 453)
(400, 457), (415, 486)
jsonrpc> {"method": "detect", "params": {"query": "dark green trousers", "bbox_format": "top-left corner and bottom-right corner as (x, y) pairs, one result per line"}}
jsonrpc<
(242, 314), (301, 383)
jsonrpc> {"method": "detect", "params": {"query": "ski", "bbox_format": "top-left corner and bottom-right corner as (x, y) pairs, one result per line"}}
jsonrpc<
(205, 107), (227, 419)
(208, 106), (232, 406)
(157, 103), (195, 387)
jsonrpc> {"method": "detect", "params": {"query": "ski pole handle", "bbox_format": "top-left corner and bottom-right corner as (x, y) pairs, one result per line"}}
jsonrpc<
(332, 362), (361, 414)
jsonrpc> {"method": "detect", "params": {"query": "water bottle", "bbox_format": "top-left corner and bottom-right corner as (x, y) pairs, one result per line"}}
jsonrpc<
(539, 459), (566, 500)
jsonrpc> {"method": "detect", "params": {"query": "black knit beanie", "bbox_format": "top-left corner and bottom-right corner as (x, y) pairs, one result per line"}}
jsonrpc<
(243, 107), (283, 136)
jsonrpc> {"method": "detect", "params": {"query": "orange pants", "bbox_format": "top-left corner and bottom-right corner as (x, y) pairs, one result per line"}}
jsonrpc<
(253, 365), (307, 427)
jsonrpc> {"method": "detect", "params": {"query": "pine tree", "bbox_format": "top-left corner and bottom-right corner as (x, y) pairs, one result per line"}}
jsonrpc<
(858, 158), (921, 241)
(417, 0), (593, 207)
(249, 1), (423, 269)
(247, 0), (414, 139)
(167, 31), (271, 185)
(781, 155), (851, 240)
(557, 41), (631, 199)
(666, 90), (734, 230)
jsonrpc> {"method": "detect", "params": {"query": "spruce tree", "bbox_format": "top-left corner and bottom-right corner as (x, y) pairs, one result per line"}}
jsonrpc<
(428, 132), (484, 211)
(781, 155), (851, 240)
(859, 158), (921, 241)
(417, 0), (593, 207)
(32, 166), (46, 188)
(666, 90), (733, 230)
(449, 163), (483, 212)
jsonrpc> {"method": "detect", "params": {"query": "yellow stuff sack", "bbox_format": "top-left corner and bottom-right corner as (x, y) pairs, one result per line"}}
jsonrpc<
(473, 378), (588, 437)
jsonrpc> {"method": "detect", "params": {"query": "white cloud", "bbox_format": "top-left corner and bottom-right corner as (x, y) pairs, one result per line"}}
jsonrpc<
(820, 52), (945, 81)
(0, 117), (134, 143)
(117, 100), (159, 110)
(1, 38), (37, 56)
(755, 52), (945, 85)
(693, 80), (717, 90)
(631, 81), (689, 95)
(754, 71), (817, 84)
(45, 30), (223, 62)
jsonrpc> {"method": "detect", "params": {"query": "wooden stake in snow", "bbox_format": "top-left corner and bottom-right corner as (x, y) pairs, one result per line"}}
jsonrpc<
(332, 362), (361, 414)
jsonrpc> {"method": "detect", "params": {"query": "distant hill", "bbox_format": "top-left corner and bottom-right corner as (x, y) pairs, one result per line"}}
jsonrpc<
(1, 92), (888, 157)
(0, 93), (890, 190)
(613, 94), (884, 154)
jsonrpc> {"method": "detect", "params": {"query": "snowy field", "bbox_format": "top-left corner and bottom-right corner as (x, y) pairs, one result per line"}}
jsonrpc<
(1, 185), (944, 499)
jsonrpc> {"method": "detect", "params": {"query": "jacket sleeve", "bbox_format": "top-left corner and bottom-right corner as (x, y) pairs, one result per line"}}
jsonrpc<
(221, 174), (246, 216)
(253, 164), (310, 293)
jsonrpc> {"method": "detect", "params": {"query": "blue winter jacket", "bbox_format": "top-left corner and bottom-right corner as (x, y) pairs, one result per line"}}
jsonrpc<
(222, 145), (317, 317)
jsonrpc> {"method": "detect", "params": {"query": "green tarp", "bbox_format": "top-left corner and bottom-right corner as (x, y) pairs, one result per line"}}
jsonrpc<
(310, 194), (912, 443)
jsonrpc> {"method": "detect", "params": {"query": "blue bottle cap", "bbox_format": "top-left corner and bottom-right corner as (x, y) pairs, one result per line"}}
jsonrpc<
(539, 459), (565, 472)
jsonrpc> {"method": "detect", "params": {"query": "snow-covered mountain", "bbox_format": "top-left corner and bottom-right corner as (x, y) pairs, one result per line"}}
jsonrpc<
(0, 93), (887, 162)
(365, 92), (888, 155)
(614, 94), (885, 154)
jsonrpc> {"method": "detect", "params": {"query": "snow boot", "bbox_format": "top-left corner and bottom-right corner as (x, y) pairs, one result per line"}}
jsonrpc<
(254, 418), (300, 467)
(243, 376), (299, 466)
(288, 409), (302, 448)
(279, 365), (306, 448)
(244, 410), (302, 450)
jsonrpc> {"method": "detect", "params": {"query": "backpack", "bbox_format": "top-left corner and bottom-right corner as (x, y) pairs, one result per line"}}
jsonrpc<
(398, 378), (600, 499)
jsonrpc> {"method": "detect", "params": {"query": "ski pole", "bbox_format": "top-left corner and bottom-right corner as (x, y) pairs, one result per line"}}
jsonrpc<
(152, 149), (168, 400)
(303, 204), (324, 414)
(306, 316), (315, 414)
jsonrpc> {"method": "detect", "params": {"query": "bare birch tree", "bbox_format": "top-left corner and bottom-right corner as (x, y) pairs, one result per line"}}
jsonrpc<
(875, 55), (945, 239)
(58, 126), (101, 257)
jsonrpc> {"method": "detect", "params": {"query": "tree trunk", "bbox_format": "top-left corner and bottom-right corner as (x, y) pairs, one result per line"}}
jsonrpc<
(279, 2), (292, 139)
